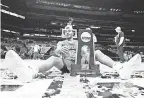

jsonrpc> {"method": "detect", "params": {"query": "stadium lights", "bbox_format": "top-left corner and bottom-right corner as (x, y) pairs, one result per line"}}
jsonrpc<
(23, 34), (46, 36)
(90, 26), (101, 29)
(0, 3), (9, 8)
(39, 34), (46, 36)
(110, 8), (121, 12)
(134, 10), (144, 14)
(37, 0), (124, 12)
(2, 29), (19, 33)
(37, 0), (91, 10)
(99, 8), (102, 10)
(23, 34), (30, 36)
(3, 29), (10, 32)
(98, 7), (106, 11)
(57, 36), (61, 38)
(0, 9), (25, 19)
(11, 31), (18, 33)
(51, 22), (57, 25)
(132, 30), (135, 32)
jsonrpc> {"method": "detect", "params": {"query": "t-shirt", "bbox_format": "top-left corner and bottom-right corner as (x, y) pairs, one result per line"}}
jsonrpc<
(34, 45), (40, 52)
(115, 31), (124, 46)
(58, 40), (78, 61)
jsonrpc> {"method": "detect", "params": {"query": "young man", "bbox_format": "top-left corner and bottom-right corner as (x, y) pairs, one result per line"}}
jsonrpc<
(114, 27), (125, 62)
(1, 24), (141, 83)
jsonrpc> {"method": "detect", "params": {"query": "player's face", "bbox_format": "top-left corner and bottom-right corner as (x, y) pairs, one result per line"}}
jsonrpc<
(65, 29), (73, 38)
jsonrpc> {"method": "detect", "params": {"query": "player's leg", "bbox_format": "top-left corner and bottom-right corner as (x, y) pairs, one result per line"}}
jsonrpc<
(1, 50), (65, 82)
(118, 53), (141, 79)
(37, 56), (64, 74)
(1, 50), (38, 82)
(94, 50), (142, 79)
(94, 50), (116, 68)
(38, 57), (74, 75)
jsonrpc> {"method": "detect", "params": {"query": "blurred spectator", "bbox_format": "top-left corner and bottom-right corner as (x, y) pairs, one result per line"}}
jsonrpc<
(114, 26), (125, 63)
(140, 52), (144, 62)
(33, 42), (40, 60)
(2, 37), (141, 61)
(123, 51), (129, 61)
(14, 45), (21, 55)
(1, 45), (7, 59)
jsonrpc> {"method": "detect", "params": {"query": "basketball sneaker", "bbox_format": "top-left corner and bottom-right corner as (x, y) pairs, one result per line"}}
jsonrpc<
(113, 54), (141, 79)
(1, 50), (38, 83)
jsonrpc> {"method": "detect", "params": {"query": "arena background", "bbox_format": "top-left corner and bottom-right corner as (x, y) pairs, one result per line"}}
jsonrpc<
(1, 0), (144, 98)
(1, 0), (144, 61)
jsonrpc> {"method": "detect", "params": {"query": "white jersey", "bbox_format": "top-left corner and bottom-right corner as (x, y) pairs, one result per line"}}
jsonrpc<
(33, 45), (40, 52)
(59, 40), (78, 61)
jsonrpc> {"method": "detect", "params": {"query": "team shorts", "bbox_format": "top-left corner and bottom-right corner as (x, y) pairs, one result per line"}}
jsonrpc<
(60, 59), (75, 74)
(53, 54), (75, 74)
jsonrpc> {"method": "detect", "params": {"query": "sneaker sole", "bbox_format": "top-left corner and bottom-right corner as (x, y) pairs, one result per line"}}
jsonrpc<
(119, 54), (141, 79)
(3, 50), (34, 82)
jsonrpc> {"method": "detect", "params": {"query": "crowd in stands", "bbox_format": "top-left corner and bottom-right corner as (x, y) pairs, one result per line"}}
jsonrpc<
(1, 38), (57, 60)
(1, 37), (144, 62)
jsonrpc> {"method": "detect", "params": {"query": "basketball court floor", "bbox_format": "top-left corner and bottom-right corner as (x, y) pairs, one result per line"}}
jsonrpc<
(0, 59), (144, 98)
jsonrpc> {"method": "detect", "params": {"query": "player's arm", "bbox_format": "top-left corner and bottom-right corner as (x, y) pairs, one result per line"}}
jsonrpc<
(55, 41), (63, 56)
(55, 41), (69, 56)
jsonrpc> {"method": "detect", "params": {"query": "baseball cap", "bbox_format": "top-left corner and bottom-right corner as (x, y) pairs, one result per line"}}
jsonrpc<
(115, 26), (121, 31)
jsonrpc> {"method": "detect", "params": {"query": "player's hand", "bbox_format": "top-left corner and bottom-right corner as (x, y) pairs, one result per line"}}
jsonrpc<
(60, 46), (69, 56)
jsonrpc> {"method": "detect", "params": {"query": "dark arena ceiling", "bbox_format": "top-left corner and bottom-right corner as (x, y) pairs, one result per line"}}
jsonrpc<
(1, 0), (144, 44)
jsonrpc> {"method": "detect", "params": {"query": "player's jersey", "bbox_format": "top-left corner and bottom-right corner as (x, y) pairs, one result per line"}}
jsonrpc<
(59, 40), (78, 62)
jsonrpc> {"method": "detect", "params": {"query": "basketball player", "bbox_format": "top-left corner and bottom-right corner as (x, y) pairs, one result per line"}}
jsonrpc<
(1, 24), (141, 82)
(114, 27), (125, 62)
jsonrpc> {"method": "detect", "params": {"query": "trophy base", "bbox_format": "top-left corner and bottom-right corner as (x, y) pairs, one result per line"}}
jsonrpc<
(70, 64), (101, 77)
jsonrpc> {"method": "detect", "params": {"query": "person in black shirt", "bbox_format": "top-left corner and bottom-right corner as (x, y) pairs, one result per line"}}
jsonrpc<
(114, 27), (125, 63)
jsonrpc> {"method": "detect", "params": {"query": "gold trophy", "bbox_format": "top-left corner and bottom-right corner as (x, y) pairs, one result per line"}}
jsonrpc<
(71, 28), (100, 77)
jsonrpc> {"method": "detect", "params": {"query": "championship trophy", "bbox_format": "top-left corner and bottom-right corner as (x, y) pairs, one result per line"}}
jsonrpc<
(70, 29), (100, 77)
